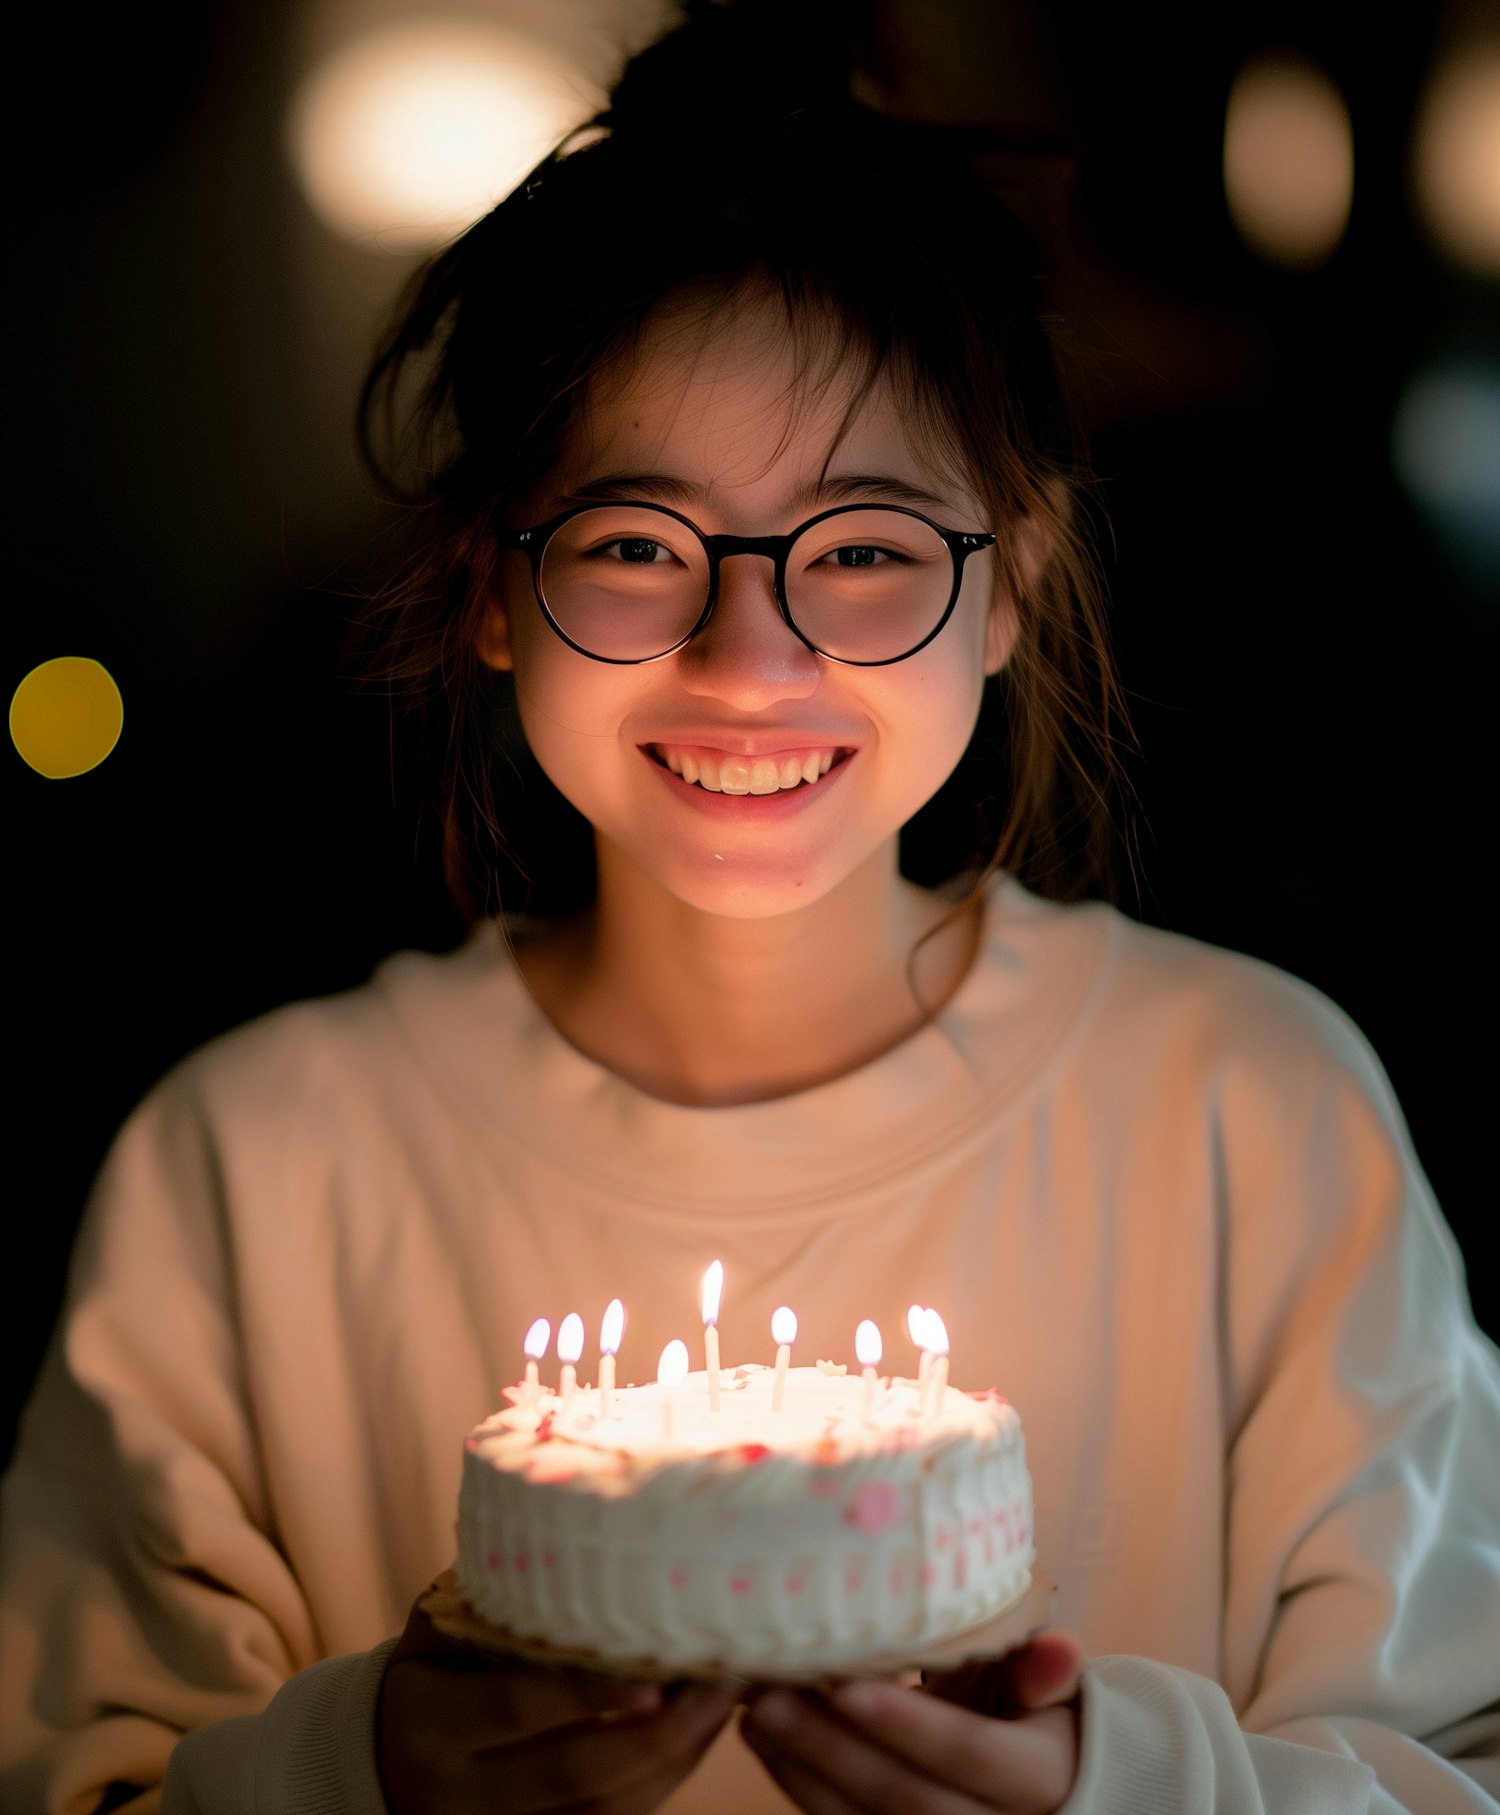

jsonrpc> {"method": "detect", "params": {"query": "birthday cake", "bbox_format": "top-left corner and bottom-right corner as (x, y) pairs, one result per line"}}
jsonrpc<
(454, 1361), (1033, 1676)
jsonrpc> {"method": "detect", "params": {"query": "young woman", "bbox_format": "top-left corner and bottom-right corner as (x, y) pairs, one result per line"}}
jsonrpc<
(2, 5), (1497, 1813)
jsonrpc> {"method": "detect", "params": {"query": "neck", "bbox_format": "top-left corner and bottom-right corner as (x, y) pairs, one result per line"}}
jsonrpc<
(513, 843), (984, 1107)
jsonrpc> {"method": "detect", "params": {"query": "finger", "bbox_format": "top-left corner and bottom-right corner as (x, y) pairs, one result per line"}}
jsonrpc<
(744, 1690), (988, 1815)
(383, 1648), (663, 1744)
(825, 1678), (1078, 1812)
(480, 1685), (735, 1811)
(927, 1633), (1084, 1719)
(548, 1699), (736, 1815)
(1005, 1634), (1083, 1709)
(741, 1717), (867, 1815)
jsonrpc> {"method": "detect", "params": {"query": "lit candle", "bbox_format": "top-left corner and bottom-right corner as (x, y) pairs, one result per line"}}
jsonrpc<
(522, 1317), (551, 1410)
(920, 1310), (950, 1421)
(855, 1319), (882, 1419)
(907, 1303), (933, 1390)
(557, 1312), (584, 1412)
(658, 1338), (689, 1441)
(770, 1306), (797, 1412)
(701, 1260), (724, 1413)
(598, 1297), (624, 1419)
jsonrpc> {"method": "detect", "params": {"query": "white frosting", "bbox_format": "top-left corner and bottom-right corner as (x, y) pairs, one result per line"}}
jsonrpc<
(456, 1363), (1033, 1673)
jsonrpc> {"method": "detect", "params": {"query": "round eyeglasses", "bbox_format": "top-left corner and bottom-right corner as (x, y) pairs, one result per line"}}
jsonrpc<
(498, 502), (997, 666)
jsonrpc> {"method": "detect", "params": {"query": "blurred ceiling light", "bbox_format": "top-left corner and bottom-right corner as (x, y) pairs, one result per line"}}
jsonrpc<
(1413, 49), (1500, 274)
(1223, 54), (1353, 269)
(1392, 362), (1500, 597)
(10, 657), (124, 779)
(287, 21), (600, 252)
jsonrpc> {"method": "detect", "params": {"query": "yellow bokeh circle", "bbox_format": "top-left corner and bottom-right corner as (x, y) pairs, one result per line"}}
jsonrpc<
(10, 657), (124, 778)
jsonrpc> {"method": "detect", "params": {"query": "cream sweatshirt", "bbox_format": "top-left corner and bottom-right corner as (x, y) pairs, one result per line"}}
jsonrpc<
(1, 879), (1496, 1815)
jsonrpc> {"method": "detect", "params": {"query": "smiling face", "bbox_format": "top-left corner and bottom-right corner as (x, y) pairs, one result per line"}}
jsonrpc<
(478, 294), (1019, 922)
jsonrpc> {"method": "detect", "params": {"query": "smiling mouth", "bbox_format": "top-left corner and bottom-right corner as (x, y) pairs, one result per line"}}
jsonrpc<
(645, 746), (855, 795)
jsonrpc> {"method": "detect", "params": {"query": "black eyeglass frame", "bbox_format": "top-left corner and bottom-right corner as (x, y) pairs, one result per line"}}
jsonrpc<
(497, 501), (998, 667)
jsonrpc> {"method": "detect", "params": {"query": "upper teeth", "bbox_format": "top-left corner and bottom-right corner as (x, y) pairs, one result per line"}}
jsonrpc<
(655, 749), (839, 793)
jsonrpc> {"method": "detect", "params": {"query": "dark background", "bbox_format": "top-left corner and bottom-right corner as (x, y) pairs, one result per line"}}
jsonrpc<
(6, 0), (1497, 1471)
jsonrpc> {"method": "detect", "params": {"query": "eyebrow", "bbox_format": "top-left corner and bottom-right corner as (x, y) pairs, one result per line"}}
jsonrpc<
(554, 471), (956, 515)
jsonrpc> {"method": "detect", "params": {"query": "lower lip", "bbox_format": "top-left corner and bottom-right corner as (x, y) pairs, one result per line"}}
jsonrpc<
(642, 749), (855, 817)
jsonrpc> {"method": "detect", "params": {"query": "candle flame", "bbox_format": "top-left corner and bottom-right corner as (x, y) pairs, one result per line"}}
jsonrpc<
(600, 1297), (624, 1355)
(855, 1319), (882, 1368)
(771, 1305), (798, 1346)
(523, 1317), (551, 1360)
(700, 1259), (724, 1326)
(658, 1338), (690, 1390)
(906, 1303), (928, 1347)
(557, 1312), (584, 1365)
(925, 1308), (950, 1356)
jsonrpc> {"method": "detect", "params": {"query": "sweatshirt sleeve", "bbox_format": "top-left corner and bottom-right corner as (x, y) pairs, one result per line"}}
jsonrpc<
(0, 1066), (395, 1815)
(1060, 980), (1500, 1814)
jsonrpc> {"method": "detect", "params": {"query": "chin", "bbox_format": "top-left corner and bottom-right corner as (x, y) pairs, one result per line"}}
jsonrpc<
(660, 868), (844, 920)
(636, 846), (865, 920)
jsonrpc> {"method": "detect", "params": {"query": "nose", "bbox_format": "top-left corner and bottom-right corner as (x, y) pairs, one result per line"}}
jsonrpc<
(675, 549), (820, 704)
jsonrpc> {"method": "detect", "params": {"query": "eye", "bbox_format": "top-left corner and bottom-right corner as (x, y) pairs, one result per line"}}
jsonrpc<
(598, 537), (678, 565)
(816, 543), (906, 568)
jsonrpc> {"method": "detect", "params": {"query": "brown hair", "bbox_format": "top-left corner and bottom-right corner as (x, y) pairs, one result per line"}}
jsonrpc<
(356, 0), (1133, 990)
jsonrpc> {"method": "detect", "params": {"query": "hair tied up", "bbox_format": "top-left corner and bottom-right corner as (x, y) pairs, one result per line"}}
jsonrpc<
(601, 0), (858, 143)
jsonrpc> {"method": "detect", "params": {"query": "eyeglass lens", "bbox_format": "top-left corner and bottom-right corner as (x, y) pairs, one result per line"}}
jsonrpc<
(536, 507), (955, 662)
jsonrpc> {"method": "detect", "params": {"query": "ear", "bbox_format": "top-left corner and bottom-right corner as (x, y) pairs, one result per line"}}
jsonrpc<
(984, 513), (1052, 677)
(475, 597), (514, 672)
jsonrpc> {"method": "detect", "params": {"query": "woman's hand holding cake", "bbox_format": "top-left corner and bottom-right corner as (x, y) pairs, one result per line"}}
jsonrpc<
(742, 1630), (1084, 1815)
(375, 1591), (735, 1815)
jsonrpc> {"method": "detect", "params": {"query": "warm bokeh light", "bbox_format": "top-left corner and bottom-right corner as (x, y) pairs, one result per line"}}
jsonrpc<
(287, 22), (600, 252)
(1223, 54), (1353, 268)
(771, 1306), (798, 1346)
(1414, 49), (1500, 274)
(855, 1320), (882, 1368)
(522, 1317), (551, 1360)
(10, 657), (123, 779)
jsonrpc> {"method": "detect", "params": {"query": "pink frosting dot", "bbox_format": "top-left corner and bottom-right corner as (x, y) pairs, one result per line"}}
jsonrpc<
(784, 1574), (806, 1594)
(843, 1480), (900, 1534)
(920, 1562), (940, 1588)
(513, 1552), (530, 1573)
(486, 1550), (501, 1572)
(670, 1568), (689, 1590)
(730, 1575), (753, 1596)
(542, 1549), (558, 1571)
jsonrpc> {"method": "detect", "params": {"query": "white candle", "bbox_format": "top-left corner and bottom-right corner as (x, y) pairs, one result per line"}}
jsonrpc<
(701, 1260), (724, 1413)
(907, 1304), (933, 1390)
(522, 1317), (551, 1410)
(920, 1310), (950, 1421)
(598, 1297), (624, 1419)
(855, 1319), (883, 1419)
(770, 1306), (797, 1412)
(658, 1338), (689, 1441)
(557, 1312), (584, 1412)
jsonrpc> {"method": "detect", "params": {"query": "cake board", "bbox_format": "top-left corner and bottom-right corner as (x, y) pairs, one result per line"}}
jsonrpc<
(418, 1565), (1055, 1688)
